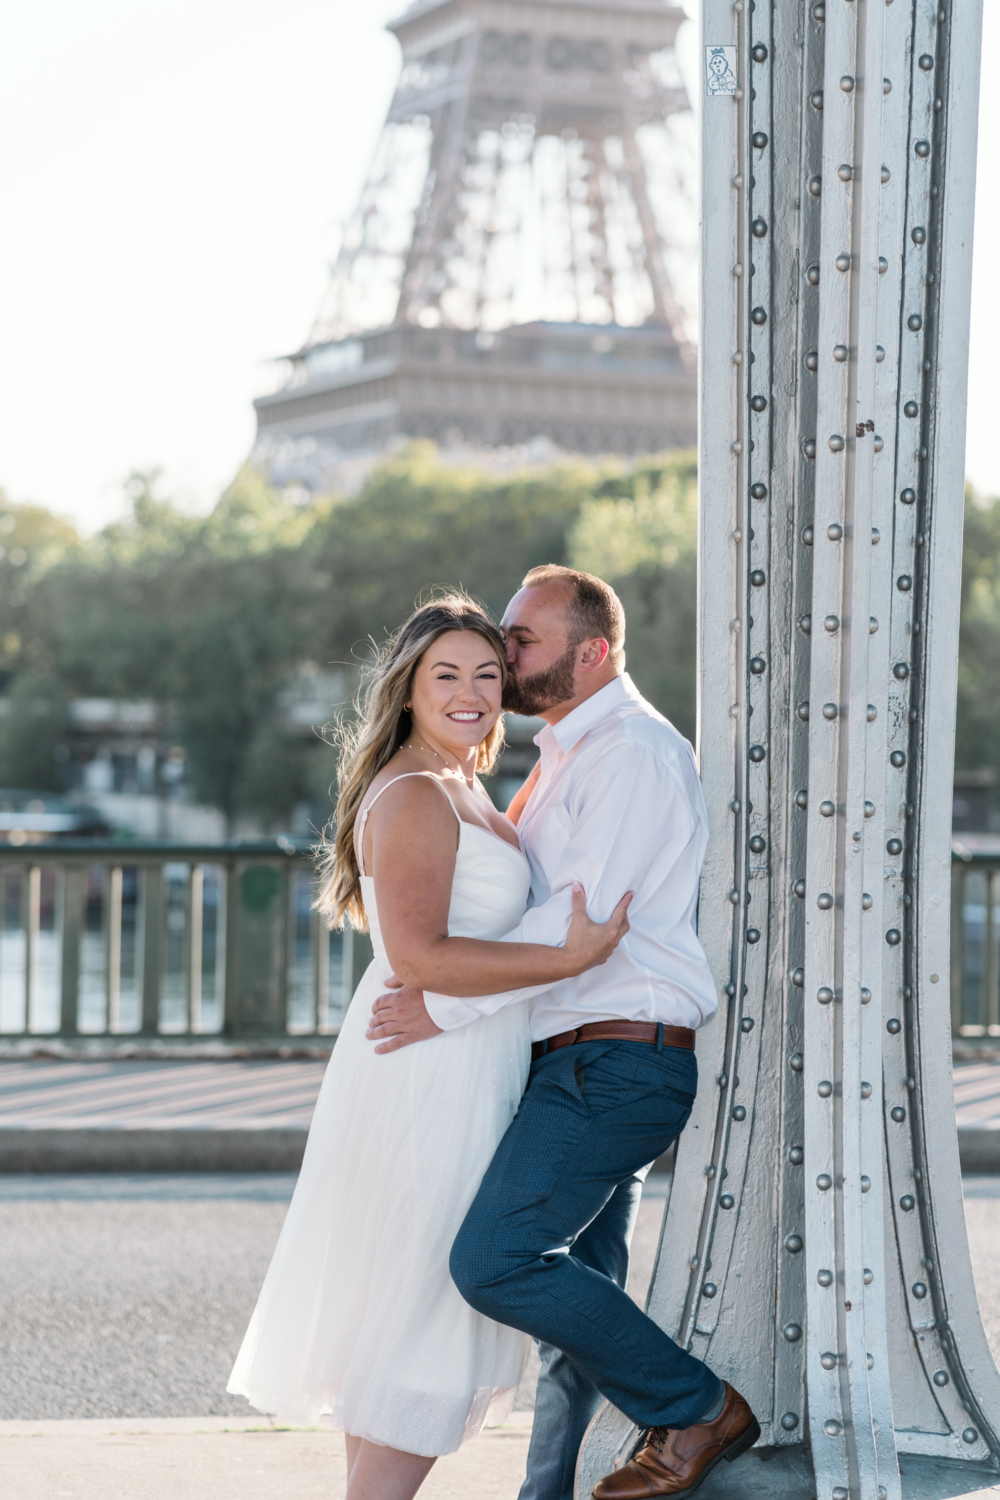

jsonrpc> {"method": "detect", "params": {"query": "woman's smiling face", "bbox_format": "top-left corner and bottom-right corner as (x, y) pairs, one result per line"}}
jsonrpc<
(408, 629), (505, 753)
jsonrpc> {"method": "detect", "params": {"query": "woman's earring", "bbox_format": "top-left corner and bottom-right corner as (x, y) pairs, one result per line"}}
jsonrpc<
(404, 703), (411, 712)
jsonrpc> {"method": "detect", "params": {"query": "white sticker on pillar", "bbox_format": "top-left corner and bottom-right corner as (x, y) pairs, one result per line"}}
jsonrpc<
(705, 46), (738, 96)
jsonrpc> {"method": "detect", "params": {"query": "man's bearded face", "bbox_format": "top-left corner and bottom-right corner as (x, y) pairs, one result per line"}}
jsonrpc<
(502, 642), (577, 715)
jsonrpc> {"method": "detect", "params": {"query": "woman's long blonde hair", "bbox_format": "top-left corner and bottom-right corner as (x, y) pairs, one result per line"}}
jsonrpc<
(316, 594), (508, 930)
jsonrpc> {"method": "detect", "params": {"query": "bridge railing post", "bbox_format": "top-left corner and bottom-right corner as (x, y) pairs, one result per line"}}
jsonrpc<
(0, 840), (343, 1047)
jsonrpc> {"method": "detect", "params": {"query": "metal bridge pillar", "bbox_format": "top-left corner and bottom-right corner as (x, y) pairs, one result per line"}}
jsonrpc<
(577, 0), (998, 1495)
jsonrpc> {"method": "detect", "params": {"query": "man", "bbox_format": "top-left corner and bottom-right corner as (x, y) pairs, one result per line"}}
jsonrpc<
(366, 565), (758, 1500)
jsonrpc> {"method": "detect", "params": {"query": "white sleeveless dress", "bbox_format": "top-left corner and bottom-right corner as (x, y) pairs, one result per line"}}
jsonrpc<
(228, 773), (532, 1455)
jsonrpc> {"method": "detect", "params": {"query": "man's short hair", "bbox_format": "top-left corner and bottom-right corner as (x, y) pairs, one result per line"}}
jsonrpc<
(521, 564), (625, 661)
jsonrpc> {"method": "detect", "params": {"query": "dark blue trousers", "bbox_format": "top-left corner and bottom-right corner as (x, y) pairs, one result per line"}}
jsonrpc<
(450, 1040), (723, 1500)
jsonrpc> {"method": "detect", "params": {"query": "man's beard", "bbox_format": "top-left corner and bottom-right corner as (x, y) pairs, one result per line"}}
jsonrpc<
(502, 643), (577, 716)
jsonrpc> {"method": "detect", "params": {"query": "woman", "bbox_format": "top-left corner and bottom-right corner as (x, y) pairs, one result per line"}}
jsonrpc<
(228, 594), (631, 1500)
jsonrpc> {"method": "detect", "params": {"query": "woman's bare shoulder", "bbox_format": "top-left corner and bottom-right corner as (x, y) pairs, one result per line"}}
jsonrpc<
(360, 763), (459, 878)
(361, 761), (455, 823)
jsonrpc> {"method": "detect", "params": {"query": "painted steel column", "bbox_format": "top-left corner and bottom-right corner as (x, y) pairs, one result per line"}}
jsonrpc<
(576, 0), (995, 1496)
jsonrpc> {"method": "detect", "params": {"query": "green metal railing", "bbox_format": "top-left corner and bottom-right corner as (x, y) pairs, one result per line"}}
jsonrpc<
(4, 838), (995, 1042)
(951, 845), (1000, 1038)
(0, 841), (372, 1041)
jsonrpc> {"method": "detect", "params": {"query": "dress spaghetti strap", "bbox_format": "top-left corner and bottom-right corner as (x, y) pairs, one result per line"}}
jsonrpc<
(356, 772), (462, 876)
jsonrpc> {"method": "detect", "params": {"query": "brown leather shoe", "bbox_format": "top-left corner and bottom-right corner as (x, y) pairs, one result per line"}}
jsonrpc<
(592, 1384), (760, 1499)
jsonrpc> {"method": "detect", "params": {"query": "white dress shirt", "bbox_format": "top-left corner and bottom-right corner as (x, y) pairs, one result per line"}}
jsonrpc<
(423, 673), (719, 1042)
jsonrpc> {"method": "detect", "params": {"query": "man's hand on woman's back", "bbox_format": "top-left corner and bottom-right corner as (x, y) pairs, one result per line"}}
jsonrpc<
(366, 980), (443, 1054)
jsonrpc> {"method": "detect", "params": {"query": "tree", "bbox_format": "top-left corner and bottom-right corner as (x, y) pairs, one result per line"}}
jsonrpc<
(299, 444), (701, 738)
(0, 451), (702, 810)
(2, 468), (317, 818)
(569, 453), (698, 738)
(5, 453), (1000, 824)
(302, 442), (591, 662)
(0, 673), (69, 791)
(956, 488), (1000, 785)
(0, 491), (79, 690)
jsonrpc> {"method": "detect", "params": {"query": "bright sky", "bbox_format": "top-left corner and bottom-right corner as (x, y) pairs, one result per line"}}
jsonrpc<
(1, 1), (998, 532)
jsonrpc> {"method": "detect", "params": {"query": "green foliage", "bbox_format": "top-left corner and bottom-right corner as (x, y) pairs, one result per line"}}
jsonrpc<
(236, 717), (339, 831)
(7, 451), (1000, 823)
(6, 468), (320, 818)
(957, 489), (1000, 782)
(9, 450), (1000, 827)
(304, 441), (592, 654)
(0, 491), (80, 683)
(570, 452), (697, 578)
(302, 445), (700, 742)
(569, 453), (698, 740)
(0, 673), (69, 791)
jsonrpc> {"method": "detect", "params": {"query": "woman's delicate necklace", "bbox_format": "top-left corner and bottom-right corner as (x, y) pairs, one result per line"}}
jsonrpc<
(405, 740), (477, 789)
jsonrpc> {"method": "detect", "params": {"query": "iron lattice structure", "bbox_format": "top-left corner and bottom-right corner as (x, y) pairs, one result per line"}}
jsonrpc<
(253, 0), (699, 483)
(578, 0), (997, 1497)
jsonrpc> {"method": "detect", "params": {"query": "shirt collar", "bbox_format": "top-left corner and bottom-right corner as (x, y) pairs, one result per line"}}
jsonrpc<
(534, 673), (639, 755)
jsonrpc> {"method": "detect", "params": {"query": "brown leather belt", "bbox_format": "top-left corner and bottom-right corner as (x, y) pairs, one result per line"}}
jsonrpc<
(531, 1020), (696, 1062)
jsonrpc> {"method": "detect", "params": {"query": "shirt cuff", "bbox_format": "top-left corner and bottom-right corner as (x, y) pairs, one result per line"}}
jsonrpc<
(423, 991), (483, 1031)
(500, 889), (574, 948)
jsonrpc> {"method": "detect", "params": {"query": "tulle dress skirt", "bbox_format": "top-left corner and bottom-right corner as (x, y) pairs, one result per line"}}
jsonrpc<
(228, 823), (533, 1456)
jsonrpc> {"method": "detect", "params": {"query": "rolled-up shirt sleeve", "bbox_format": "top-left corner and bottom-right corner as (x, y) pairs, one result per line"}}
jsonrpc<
(424, 743), (694, 1031)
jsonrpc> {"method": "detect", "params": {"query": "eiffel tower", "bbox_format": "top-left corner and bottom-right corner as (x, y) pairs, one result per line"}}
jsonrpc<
(254, 0), (697, 487)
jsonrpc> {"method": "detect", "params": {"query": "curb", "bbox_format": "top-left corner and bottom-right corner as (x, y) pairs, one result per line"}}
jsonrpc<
(0, 1127), (309, 1172)
(0, 1127), (994, 1174)
(958, 1125), (1000, 1175)
(0, 1040), (336, 1062)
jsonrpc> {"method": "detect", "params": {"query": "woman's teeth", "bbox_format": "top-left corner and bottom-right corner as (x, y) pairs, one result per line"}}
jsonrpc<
(449, 712), (482, 721)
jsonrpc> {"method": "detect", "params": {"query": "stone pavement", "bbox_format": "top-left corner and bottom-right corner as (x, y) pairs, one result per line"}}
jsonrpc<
(0, 1059), (325, 1129)
(2, 1055), (999, 1170)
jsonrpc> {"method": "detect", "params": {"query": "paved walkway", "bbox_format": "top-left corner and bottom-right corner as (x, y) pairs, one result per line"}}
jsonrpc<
(0, 1056), (995, 1170)
(0, 1059), (327, 1169)
(1, 1054), (996, 1127)
(0, 1059), (326, 1129)
(0, 1174), (670, 1497)
(0, 1057), (998, 1170)
(954, 1061), (1000, 1125)
(0, 1416), (533, 1500)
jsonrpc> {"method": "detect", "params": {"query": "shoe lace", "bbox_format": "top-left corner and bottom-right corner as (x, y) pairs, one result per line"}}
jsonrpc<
(643, 1426), (673, 1457)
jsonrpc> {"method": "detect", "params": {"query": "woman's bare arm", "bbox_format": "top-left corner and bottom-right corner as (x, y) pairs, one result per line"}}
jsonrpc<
(365, 777), (628, 996)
